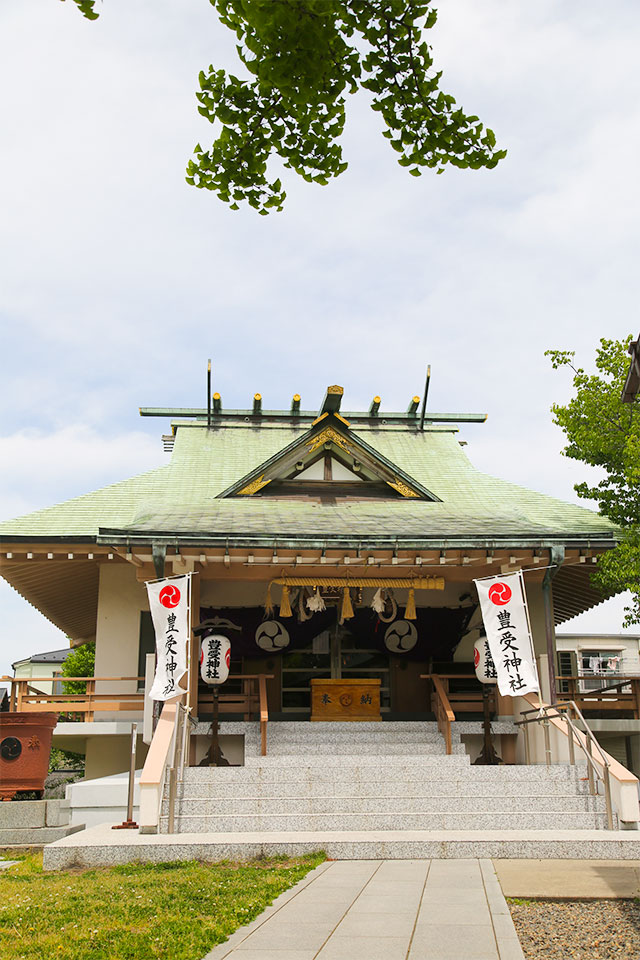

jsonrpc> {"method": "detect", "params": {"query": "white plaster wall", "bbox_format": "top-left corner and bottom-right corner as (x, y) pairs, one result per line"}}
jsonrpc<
(94, 563), (148, 705)
(67, 770), (141, 828)
(13, 661), (60, 694)
(84, 734), (148, 781)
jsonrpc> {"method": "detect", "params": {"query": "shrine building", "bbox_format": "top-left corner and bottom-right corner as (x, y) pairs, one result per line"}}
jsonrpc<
(0, 383), (619, 790)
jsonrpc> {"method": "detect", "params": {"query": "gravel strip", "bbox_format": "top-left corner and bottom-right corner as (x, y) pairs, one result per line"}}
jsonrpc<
(509, 899), (640, 960)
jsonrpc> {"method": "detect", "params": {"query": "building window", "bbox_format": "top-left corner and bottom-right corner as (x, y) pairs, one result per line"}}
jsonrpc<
(579, 649), (622, 692)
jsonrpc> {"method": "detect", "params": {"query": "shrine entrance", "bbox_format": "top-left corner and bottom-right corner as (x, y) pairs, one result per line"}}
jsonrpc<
(281, 622), (391, 715)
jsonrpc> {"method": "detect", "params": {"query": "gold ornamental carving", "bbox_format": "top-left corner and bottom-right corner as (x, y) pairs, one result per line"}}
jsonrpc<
(387, 478), (420, 498)
(237, 474), (272, 496)
(307, 427), (351, 454)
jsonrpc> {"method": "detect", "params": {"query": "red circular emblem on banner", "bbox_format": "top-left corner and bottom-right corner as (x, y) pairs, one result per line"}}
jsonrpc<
(225, 647), (231, 669)
(474, 647), (480, 668)
(159, 584), (181, 608)
(488, 582), (512, 606)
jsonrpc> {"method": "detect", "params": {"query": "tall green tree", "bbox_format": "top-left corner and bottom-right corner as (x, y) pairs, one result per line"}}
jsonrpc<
(61, 641), (95, 696)
(546, 337), (640, 624)
(64, 0), (505, 212)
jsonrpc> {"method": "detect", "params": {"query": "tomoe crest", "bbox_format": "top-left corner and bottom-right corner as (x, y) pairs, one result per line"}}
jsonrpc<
(384, 619), (418, 653)
(255, 620), (290, 652)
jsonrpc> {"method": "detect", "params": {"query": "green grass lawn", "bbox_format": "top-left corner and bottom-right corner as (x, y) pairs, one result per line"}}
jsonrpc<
(0, 850), (325, 960)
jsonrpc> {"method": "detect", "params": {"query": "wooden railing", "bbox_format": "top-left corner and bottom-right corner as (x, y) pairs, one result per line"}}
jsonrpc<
(2, 674), (274, 750)
(1, 676), (144, 720)
(421, 673), (500, 756)
(429, 675), (455, 754)
(422, 674), (497, 714)
(556, 676), (640, 717)
(197, 674), (273, 756)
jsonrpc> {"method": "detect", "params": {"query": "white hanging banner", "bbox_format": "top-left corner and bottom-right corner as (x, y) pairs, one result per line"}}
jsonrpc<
(474, 572), (539, 697)
(200, 635), (231, 686)
(146, 574), (190, 701)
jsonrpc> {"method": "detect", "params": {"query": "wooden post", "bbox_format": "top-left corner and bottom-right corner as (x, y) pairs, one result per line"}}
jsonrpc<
(85, 679), (95, 721)
(496, 689), (513, 717)
(500, 735), (517, 764)
(259, 674), (268, 757)
(243, 678), (250, 722)
(633, 679), (640, 720)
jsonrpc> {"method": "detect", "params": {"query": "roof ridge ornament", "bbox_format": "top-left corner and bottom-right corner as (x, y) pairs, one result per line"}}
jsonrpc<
(319, 384), (344, 417)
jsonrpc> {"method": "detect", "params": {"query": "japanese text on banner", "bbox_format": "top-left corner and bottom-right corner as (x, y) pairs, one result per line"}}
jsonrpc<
(146, 575), (189, 701)
(474, 572), (539, 697)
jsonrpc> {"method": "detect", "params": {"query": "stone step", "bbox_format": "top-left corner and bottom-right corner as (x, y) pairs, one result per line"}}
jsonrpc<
(44, 827), (640, 871)
(0, 823), (85, 845)
(164, 793), (604, 816)
(262, 730), (458, 745)
(170, 777), (592, 799)
(0, 799), (71, 829)
(242, 754), (474, 769)
(249, 741), (467, 756)
(254, 721), (444, 733)
(181, 762), (587, 782)
(160, 811), (609, 833)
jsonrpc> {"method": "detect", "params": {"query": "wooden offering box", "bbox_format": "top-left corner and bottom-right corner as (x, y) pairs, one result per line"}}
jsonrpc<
(310, 679), (381, 722)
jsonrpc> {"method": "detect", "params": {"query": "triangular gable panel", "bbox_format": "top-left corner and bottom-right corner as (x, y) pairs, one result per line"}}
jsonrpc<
(294, 458), (363, 482)
(217, 416), (440, 501)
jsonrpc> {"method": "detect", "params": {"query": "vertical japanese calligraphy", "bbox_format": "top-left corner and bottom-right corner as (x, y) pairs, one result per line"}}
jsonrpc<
(146, 575), (190, 701)
(474, 572), (539, 697)
(473, 636), (498, 684)
(200, 635), (231, 685)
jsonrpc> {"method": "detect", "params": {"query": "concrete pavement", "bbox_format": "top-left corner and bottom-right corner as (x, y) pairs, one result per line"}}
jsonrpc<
(494, 858), (640, 898)
(202, 859), (524, 960)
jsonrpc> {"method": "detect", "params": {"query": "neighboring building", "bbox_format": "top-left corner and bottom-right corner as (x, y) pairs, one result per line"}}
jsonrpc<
(556, 632), (640, 774)
(0, 384), (621, 781)
(12, 647), (70, 695)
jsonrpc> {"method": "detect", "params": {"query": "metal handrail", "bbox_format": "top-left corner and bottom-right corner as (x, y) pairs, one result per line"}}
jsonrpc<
(166, 702), (196, 834)
(571, 678), (636, 696)
(515, 700), (614, 829)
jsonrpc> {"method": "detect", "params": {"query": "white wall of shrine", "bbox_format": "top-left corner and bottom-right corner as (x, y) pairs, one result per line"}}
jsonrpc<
(94, 563), (148, 693)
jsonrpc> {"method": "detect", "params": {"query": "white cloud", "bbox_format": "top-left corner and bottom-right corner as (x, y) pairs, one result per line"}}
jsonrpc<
(0, 426), (165, 520)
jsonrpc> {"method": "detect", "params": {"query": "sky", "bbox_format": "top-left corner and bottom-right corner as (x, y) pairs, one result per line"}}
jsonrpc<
(1, 0), (639, 678)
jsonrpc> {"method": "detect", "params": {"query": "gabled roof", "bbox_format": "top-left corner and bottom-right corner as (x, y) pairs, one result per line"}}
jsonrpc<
(12, 647), (70, 669)
(217, 412), (439, 501)
(0, 418), (618, 547)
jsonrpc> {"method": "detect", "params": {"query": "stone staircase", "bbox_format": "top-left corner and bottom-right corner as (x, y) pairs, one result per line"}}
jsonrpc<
(153, 721), (640, 858)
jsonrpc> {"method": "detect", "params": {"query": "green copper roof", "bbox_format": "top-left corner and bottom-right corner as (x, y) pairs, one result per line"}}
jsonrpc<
(0, 422), (618, 546)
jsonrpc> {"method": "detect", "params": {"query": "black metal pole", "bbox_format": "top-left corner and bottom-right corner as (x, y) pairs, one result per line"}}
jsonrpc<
(543, 546), (564, 704)
(419, 365), (431, 431)
(207, 686), (220, 766)
(473, 685), (502, 765)
(207, 359), (212, 429)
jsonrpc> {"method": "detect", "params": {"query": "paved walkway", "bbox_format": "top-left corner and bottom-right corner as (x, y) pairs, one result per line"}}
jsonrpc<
(203, 859), (524, 960)
(495, 858), (640, 898)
